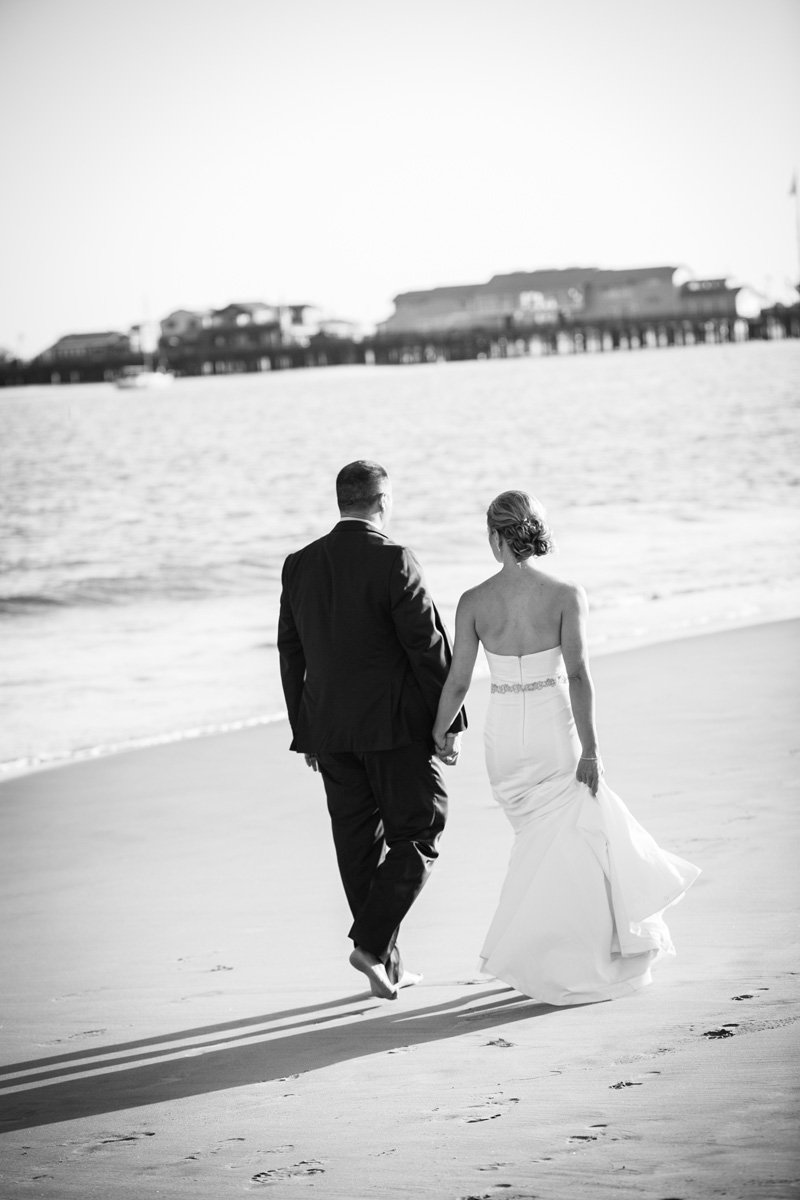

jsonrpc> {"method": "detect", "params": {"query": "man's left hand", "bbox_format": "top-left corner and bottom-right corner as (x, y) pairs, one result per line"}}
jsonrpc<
(304, 754), (319, 773)
(434, 732), (462, 766)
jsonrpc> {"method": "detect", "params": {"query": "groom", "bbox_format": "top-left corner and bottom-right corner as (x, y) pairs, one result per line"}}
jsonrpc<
(278, 460), (466, 999)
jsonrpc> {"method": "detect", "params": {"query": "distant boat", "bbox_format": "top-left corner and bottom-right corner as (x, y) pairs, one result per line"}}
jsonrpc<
(115, 365), (174, 390)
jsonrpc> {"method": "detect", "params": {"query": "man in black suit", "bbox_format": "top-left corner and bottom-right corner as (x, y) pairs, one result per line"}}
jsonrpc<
(278, 460), (466, 999)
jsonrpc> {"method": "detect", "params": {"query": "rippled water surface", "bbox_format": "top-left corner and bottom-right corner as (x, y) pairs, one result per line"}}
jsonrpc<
(2, 339), (798, 772)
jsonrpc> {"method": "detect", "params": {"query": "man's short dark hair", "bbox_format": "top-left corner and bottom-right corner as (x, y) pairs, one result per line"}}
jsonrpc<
(336, 460), (388, 511)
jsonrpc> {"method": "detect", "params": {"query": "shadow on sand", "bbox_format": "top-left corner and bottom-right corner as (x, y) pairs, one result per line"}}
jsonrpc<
(0, 986), (563, 1131)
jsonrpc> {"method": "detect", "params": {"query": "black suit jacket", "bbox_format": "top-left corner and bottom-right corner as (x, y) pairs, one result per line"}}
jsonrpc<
(278, 520), (467, 754)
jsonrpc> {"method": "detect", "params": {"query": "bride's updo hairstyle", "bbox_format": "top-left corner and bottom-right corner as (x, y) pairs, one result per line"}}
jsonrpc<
(487, 490), (554, 560)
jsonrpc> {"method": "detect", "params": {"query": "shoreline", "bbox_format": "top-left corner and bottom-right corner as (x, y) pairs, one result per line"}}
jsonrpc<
(2, 600), (797, 783)
(0, 619), (797, 1197)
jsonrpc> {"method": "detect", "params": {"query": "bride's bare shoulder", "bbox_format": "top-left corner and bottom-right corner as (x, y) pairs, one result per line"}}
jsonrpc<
(539, 571), (588, 607)
(458, 574), (501, 606)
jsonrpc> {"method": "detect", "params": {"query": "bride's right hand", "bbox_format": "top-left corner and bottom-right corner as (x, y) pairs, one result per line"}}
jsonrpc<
(434, 732), (461, 766)
(577, 754), (603, 796)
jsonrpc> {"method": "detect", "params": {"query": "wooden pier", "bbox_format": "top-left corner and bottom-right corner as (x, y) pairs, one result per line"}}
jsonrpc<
(366, 305), (800, 366)
(1, 304), (798, 388)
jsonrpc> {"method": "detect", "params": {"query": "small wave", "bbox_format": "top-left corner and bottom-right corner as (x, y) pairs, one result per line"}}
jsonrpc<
(0, 711), (288, 781)
(0, 593), (68, 614)
(587, 580), (758, 611)
(0, 577), (235, 614)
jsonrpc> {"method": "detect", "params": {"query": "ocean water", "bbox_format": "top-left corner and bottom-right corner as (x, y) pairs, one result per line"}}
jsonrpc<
(1, 339), (799, 776)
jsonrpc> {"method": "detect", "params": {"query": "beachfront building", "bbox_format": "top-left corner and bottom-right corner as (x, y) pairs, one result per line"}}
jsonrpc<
(379, 268), (594, 338)
(158, 300), (368, 374)
(379, 266), (695, 336)
(34, 330), (140, 383)
(280, 306), (367, 346)
(580, 270), (762, 347)
(581, 266), (691, 319)
(160, 308), (210, 343)
(679, 278), (762, 320)
(157, 309), (210, 371)
(373, 265), (763, 361)
(38, 331), (132, 362)
(282, 304), (322, 341)
(159, 302), (283, 375)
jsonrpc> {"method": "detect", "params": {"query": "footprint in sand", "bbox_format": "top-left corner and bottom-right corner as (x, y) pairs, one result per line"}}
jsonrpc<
(251, 1161), (324, 1184)
(609, 1081), (642, 1089)
(205, 1137), (247, 1157)
(569, 1124), (609, 1143)
(485, 1038), (514, 1048)
(459, 1192), (538, 1200)
(703, 1025), (738, 1039)
(578, 1122), (639, 1148)
(85, 1131), (156, 1150)
(43, 1028), (108, 1045)
(431, 1093), (519, 1124)
(105, 1131), (155, 1143)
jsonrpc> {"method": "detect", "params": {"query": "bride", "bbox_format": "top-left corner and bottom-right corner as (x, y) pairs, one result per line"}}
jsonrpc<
(432, 490), (700, 1005)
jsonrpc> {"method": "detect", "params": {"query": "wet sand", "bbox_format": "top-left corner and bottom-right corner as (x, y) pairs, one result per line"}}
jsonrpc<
(0, 621), (798, 1198)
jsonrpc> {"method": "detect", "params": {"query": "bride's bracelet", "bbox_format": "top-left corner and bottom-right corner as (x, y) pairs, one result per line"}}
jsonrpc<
(579, 755), (600, 762)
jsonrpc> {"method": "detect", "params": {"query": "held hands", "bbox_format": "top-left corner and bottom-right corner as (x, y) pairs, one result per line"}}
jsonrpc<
(576, 753), (604, 796)
(434, 732), (462, 766)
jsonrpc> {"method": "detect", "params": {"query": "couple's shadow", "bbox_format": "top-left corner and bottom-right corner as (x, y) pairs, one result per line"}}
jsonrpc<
(0, 984), (558, 1132)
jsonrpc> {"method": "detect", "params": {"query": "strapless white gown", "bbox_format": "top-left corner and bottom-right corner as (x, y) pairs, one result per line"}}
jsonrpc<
(480, 645), (700, 1005)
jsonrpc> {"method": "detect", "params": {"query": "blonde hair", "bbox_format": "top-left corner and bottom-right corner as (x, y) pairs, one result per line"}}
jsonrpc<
(486, 490), (553, 560)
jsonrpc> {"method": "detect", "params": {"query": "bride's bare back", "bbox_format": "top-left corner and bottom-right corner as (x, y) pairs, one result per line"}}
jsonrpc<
(432, 489), (600, 795)
(471, 566), (573, 657)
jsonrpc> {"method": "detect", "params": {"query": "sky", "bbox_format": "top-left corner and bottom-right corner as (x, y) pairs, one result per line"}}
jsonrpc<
(1, 0), (798, 357)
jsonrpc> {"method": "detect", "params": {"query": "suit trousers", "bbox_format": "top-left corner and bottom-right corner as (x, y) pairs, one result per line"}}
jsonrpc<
(317, 742), (448, 965)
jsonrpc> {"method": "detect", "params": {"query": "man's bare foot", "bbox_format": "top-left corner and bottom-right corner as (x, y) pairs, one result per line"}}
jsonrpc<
(349, 947), (397, 1000)
(398, 969), (423, 989)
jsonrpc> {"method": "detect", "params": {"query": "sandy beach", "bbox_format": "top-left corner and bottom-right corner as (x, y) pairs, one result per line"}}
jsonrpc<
(0, 620), (798, 1199)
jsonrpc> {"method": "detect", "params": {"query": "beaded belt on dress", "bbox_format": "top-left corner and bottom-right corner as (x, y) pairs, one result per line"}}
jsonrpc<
(491, 674), (566, 693)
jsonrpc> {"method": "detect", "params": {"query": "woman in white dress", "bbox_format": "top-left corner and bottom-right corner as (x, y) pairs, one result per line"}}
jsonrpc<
(432, 490), (700, 1006)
